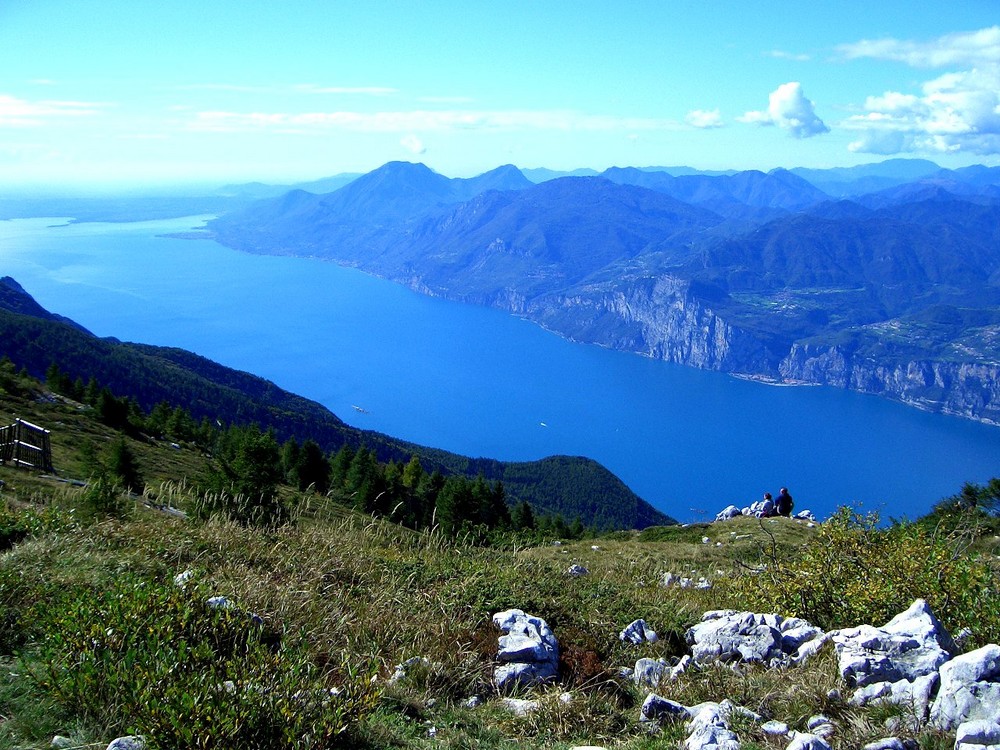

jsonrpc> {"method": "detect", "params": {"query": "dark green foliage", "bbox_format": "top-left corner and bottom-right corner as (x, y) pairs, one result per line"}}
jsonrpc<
(205, 425), (287, 526)
(79, 473), (132, 520)
(917, 477), (1000, 538)
(28, 575), (379, 748)
(511, 500), (535, 531)
(103, 436), (144, 493)
(0, 356), (31, 397)
(96, 387), (131, 430)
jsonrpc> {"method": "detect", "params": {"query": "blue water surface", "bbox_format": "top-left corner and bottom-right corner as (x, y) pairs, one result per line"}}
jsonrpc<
(1, 216), (998, 523)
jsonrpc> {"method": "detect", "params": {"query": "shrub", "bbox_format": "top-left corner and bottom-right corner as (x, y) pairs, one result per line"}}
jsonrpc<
(734, 508), (1000, 643)
(28, 575), (379, 749)
(78, 473), (132, 520)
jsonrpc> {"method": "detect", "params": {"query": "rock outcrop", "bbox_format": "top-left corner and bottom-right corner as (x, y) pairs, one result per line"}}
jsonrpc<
(492, 609), (559, 690)
(620, 618), (658, 645)
(830, 599), (955, 689)
(929, 644), (1000, 730)
(669, 600), (1000, 747)
(685, 609), (826, 667)
(780, 344), (1000, 426)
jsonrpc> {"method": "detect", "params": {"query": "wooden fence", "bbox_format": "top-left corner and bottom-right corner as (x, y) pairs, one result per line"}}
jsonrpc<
(0, 418), (54, 472)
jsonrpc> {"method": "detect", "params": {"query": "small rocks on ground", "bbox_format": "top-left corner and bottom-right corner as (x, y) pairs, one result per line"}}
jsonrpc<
(173, 569), (194, 587)
(632, 657), (666, 688)
(389, 656), (434, 684)
(106, 737), (146, 750)
(639, 693), (690, 723)
(862, 738), (918, 750)
(786, 733), (832, 750)
(955, 717), (1000, 750)
(620, 618), (658, 644)
(501, 697), (539, 716)
(761, 720), (789, 736)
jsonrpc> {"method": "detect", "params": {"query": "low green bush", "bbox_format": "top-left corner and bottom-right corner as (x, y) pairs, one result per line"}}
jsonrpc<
(78, 473), (132, 520)
(734, 508), (1000, 643)
(28, 575), (379, 749)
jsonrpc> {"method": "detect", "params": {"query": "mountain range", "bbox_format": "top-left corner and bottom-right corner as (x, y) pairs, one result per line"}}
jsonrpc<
(209, 159), (1000, 425)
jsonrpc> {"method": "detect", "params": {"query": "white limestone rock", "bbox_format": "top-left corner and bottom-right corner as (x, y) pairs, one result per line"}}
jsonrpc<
(862, 738), (918, 750)
(829, 599), (953, 688)
(501, 697), (539, 716)
(929, 643), (1000, 731)
(785, 733), (832, 750)
(761, 720), (789, 737)
(173, 569), (194, 588)
(955, 718), (1000, 750)
(632, 657), (667, 688)
(492, 609), (559, 690)
(106, 738), (145, 750)
(686, 611), (784, 665)
(685, 702), (740, 750)
(640, 693), (690, 723)
(389, 656), (433, 684)
(620, 618), (658, 644)
(714, 505), (741, 522)
(851, 672), (939, 726)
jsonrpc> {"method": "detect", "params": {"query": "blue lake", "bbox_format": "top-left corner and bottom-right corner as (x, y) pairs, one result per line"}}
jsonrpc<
(2, 215), (999, 523)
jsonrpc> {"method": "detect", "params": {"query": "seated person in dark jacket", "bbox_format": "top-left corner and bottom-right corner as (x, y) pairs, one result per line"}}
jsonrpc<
(775, 487), (794, 517)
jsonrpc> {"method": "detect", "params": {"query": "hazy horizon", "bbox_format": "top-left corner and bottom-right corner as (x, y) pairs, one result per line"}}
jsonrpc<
(1, 1), (998, 188)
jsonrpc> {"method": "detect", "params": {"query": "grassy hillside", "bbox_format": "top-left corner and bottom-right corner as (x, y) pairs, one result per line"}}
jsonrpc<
(1, 369), (999, 748)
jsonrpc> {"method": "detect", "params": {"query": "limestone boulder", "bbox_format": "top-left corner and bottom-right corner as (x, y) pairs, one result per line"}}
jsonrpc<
(829, 600), (953, 688)
(954, 718), (1000, 750)
(492, 609), (559, 690)
(929, 643), (1000, 731)
(640, 693), (690, 723)
(685, 610), (825, 667)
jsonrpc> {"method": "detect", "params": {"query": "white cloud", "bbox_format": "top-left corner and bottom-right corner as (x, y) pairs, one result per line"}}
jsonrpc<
(400, 134), (426, 155)
(838, 26), (1000, 156)
(837, 26), (1000, 68)
(766, 50), (810, 62)
(738, 82), (829, 138)
(174, 83), (399, 96)
(187, 108), (686, 134)
(293, 84), (398, 96)
(0, 93), (104, 126)
(685, 109), (723, 129)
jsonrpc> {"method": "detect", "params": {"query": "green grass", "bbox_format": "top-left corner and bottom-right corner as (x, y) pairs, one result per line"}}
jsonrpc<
(2, 385), (999, 748)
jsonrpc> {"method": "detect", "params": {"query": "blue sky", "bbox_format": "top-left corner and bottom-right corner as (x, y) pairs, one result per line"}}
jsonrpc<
(1, 0), (999, 187)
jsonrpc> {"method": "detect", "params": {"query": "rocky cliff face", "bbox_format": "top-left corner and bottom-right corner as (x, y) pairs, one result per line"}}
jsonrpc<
(474, 275), (1000, 427)
(781, 344), (1000, 425)
(590, 277), (780, 373)
(363, 266), (1000, 427)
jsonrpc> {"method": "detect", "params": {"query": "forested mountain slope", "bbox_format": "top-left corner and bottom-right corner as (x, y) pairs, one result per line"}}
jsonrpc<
(0, 276), (671, 529)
